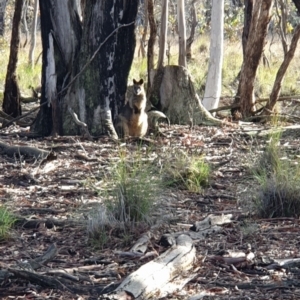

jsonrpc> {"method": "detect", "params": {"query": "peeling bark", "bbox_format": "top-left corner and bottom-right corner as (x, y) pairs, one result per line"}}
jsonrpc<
(33, 1), (138, 138)
(32, 0), (82, 136)
(75, 1), (138, 137)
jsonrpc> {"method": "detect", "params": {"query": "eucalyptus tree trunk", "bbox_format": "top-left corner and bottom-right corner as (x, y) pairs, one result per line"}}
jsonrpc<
(157, 0), (168, 68)
(0, 0), (7, 36)
(202, 0), (224, 112)
(186, 0), (197, 61)
(138, 0), (148, 58)
(2, 0), (23, 118)
(70, 1), (138, 137)
(275, 0), (288, 55)
(32, 0), (138, 138)
(149, 0), (168, 107)
(22, 0), (29, 47)
(32, 1), (82, 136)
(234, 0), (273, 120)
(28, 0), (39, 68)
(177, 0), (186, 67)
(147, 0), (157, 92)
(242, 0), (255, 57)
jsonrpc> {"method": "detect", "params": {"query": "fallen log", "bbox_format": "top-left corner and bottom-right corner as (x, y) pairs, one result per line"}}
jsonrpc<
(113, 234), (196, 299)
(0, 141), (51, 160)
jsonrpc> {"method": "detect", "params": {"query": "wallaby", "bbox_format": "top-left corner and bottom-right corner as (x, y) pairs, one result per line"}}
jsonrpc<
(115, 79), (148, 138)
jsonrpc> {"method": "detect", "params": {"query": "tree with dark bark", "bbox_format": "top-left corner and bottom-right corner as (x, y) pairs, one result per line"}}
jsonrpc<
(2, 0), (23, 118)
(242, 0), (255, 58)
(292, 0), (300, 14)
(32, 0), (139, 137)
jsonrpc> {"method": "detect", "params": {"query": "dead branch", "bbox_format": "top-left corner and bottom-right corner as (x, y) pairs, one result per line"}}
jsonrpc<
(0, 141), (51, 160)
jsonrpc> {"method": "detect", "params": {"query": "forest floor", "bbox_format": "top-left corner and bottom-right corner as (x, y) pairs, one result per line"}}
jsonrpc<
(1, 117), (300, 299)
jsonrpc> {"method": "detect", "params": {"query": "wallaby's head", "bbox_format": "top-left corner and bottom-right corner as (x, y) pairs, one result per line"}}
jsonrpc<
(133, 79), (144, 95)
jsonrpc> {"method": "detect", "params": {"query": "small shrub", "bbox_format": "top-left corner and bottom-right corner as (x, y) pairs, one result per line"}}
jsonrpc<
(106, 151), (161, 223)
(0, 206), (16, 241)
(165, 151), (210, 193)
(254, 172), (300, 218)
(252, 131), (300, 218)
(87, 148), (162, 246)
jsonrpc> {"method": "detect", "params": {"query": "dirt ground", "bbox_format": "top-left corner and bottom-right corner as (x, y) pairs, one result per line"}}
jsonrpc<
(1, 121), (300, 299)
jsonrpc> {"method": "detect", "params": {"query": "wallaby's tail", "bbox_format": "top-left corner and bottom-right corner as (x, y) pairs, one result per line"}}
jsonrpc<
(147, 110), (170, 126)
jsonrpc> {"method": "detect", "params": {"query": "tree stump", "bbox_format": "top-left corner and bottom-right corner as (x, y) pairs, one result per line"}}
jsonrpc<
(150, 65), (222, 126)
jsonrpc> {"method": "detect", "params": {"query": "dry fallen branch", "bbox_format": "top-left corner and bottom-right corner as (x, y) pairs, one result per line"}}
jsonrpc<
(0, 141), (52, 160)
(112, 234), (196, 299)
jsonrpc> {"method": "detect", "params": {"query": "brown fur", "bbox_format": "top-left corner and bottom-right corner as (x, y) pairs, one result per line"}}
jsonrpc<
(115, 79), (148, 138)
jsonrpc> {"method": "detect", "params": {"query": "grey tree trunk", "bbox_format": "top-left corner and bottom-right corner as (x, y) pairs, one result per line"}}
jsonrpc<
(32, 0), (82, 136)
(21, 0), (29, 47)
(149, 0), (168, 107)
(28, 0), (39, 68)
(32, 0), (138, 138)
(186, 0), (197, 61)
(69, 1), (138, 137)
(202, 0), (224, 112)
(177, 0), (187, 67)
(157, 0), (168, 68)
(138, 0), (148, 58)
(147, 0), (157, 92)
(275, 0), (288, 55)
(0, 0), (8, 36)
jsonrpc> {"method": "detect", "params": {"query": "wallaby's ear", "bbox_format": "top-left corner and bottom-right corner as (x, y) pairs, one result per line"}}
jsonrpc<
(138, 79), (144, 85)
(133, 79), (137, 84)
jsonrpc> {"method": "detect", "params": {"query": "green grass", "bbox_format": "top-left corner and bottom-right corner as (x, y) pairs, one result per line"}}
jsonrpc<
(252, 130), (300, 218)
(129, 57), (148, 83)
(104, 149), (161, 222)
(87, 147), (163, 247)
(0, 206), (16, 241)
(0, 39), (42, 99)
(164, 151), (210, 193)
